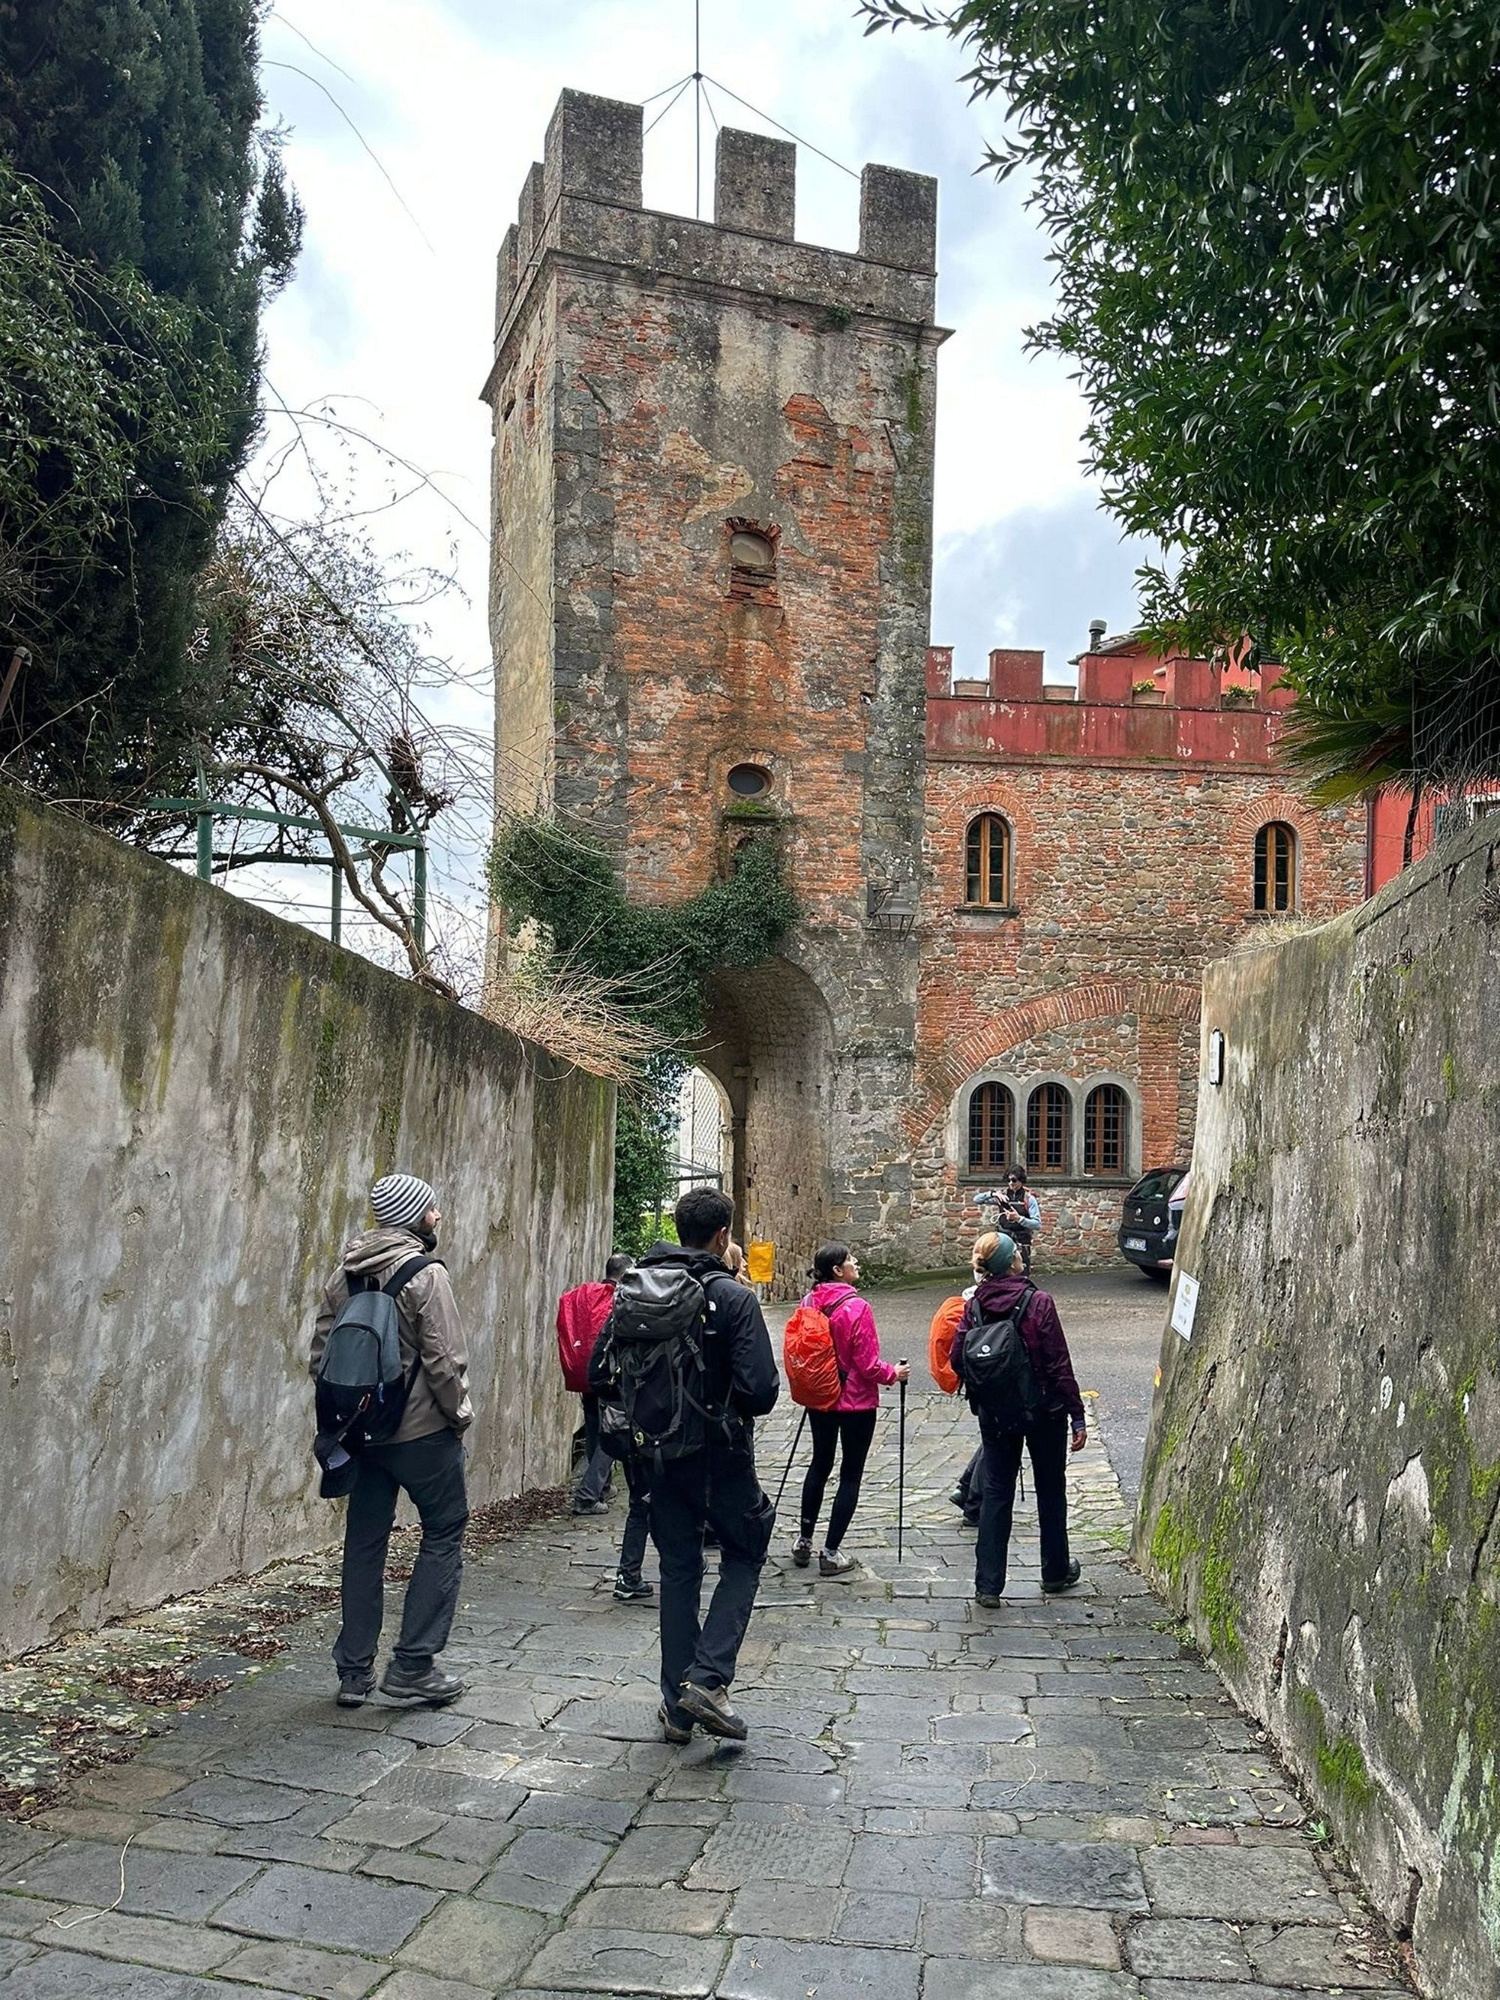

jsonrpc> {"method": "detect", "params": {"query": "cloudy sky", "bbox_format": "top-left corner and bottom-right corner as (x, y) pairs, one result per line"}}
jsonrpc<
(257, 0), (1153, 712)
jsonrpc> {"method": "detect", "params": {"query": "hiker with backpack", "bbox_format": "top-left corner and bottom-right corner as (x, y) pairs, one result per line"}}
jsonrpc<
(787, 1243), (910, 1580)
(310, 1174), (471, 1708)
(951, 1230), (1087, 1607)
(589, 1186), (778, 1743)
(557, 1253), (655, 1601)
(557, 1253), (633, 1517)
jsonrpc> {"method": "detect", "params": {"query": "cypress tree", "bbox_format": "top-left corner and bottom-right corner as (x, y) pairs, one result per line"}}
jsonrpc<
(0, 0), (300, 805)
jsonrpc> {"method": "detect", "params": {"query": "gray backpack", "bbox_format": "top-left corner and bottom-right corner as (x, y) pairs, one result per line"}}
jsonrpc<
(314, 1256), (437, 1451)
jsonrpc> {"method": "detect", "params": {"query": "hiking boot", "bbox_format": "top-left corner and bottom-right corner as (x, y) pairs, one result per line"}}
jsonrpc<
(379, 1662), (467, 1706)
(659, 1702), (693, 1744)
(790, 1536), (812, 1568)
(818, 1549), (858, 1581)
(613, 1573), (654, 1602)
(974, 1592), (1002, 1610)
(572, 1498), (609, 1517)
(1041, 1560), (1083, 1595)
(336, 1672), (374, 1708)
(677, 1680), (748, 1741)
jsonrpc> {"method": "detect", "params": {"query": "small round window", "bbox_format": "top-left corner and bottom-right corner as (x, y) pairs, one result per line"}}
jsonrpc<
(728, 530), (775, 573)
(727, 763), (772, 798)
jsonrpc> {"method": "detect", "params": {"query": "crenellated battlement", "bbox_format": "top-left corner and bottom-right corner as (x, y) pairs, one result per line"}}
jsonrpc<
(925, 642), (1296, 768)
(486, 88), (938, 384)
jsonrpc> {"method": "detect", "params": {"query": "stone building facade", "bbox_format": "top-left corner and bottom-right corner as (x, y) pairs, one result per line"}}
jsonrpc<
(485, 89), (1370, 1277)
(913, 637), (1367, 1264)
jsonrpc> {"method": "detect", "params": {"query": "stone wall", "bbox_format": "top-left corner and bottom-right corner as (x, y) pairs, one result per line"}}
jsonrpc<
(1134, 814), (1500, 2000)
(0, 791), (613, 1660)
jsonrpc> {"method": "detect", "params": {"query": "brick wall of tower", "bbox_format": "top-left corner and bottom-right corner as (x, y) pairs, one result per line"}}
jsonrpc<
(912, 650), (1369, 1268)
(486, 93), (943, 1278)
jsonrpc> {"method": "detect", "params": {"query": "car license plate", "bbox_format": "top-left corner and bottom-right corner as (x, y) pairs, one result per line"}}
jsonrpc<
(1124, 1236), (1148, 1252)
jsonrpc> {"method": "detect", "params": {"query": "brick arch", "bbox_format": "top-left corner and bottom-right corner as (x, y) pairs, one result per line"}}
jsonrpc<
(1226, 789), (1320, 846)
(1225, 789), (1335, 913)
(923, 978), (1201, 1106)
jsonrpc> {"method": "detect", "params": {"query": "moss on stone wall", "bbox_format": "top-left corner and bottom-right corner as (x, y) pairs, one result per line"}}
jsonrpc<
(1132, 812), (1500, 1999)
(0, 781), (613, 1659)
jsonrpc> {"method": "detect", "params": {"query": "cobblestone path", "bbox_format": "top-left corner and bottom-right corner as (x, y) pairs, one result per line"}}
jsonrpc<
(0, 1360), (1405, 1997)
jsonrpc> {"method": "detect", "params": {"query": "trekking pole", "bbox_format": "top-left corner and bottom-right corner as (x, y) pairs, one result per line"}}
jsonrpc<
(772, 1409), (808, 1515)
(896, 1358), (909, 1563)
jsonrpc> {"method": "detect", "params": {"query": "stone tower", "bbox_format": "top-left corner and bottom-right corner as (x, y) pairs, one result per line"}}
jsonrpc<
(484, 89), (943, 1283)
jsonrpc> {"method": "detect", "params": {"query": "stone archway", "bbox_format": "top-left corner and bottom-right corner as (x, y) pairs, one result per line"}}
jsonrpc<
(699, 956), (837, 1299)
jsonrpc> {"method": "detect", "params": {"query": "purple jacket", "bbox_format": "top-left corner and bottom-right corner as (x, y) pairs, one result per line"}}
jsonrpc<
(950, 1274), (1085, 1426)
(805, 1282), (898, 1412)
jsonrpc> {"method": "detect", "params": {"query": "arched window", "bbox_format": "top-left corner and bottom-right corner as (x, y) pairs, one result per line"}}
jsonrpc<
(1084, 1083), (1129, 1174)
(967, 1081), (1014, 1171)
(1253, 821), (1297, 912)
(965, 814), (1012, 906)
(1026, 1082), (1071, 1176)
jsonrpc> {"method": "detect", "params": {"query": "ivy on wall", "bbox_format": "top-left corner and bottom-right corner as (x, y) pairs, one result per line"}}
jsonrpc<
(489, 819), (798, 1253)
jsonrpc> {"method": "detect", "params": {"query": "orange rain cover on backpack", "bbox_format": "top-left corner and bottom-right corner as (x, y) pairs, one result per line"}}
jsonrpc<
(783, 1304), (843, 1411)
(928, 1296), (964, 1395)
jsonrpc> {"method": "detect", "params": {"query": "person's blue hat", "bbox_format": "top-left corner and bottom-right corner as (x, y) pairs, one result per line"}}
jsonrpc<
(984, 1234), (1017, 1275)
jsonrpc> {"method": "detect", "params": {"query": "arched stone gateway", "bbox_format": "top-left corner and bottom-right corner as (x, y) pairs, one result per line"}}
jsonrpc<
(698, 957), (837, 1299)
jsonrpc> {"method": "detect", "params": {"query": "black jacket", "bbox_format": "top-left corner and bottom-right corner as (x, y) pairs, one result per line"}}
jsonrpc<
(605, 1242), (780, 1424)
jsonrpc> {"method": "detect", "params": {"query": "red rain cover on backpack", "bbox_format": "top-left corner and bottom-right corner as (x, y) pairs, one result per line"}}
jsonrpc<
(556, 1281), (615, 1394)
(928, 1296), (964, 1396)
(784, 1303), (843, 1411)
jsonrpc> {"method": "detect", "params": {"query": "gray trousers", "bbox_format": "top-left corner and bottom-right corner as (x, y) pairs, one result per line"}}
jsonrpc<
(333, 1428), (468, 1677)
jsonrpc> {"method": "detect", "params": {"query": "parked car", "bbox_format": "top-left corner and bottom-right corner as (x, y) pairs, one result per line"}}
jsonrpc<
(1118, 1166), (1190, 1277)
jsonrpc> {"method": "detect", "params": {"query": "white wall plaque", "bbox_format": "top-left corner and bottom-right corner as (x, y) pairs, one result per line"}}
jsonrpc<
(1171, 1272), (1200, 1341)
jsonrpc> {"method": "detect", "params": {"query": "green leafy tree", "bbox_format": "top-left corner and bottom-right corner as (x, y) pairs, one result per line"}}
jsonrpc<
(863, 0), (1500, 789)
(0, 0), (300, 801)
(0, 162), (234, 671)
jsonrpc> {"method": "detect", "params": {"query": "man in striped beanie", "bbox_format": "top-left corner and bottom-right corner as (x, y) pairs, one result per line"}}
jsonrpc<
(310, 1172), (472, 1708)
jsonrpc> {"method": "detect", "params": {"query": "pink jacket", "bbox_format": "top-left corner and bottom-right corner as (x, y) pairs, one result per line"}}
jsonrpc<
(805, 1282), (898, 1412)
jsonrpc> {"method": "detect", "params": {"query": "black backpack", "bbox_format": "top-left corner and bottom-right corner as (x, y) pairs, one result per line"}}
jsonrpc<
(315, 1256), (438, 1455)
(960, 1282), (1047, 1429)
(594, 1263), (730, 1468)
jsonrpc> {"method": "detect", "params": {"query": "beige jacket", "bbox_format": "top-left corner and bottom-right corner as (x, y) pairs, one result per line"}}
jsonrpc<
(311, 1226), (473, 1443)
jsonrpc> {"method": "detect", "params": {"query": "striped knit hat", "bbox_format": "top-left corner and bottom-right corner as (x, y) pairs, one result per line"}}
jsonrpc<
(370, 1173), (436, 1229)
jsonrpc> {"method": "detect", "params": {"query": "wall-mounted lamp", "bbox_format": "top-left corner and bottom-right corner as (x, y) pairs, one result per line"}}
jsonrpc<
(1208, 1029), (1226, 1086)
(867, 881), (918, 936)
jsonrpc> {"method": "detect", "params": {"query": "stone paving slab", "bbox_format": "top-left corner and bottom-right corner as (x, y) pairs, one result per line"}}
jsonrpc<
(0, 1294), (1409, 1999)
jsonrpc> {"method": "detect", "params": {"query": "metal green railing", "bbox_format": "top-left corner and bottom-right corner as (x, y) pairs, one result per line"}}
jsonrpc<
(144, 795), (427, 951)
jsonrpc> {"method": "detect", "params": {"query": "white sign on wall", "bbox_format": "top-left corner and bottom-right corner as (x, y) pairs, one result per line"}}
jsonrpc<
(1171, 1272), (1201, 1341)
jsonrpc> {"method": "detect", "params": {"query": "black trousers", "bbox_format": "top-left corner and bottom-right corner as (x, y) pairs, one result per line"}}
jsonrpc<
(334, 1428), (468, 1677)
(650, 1432), (773, 1717)
(574, 1392), (614, 1505)
(974, 1411), (1071, 1597)
(617, 1454), (651, 1582)
(799, 1407), (879, 1551)
(955, 1444), (984, 1521)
